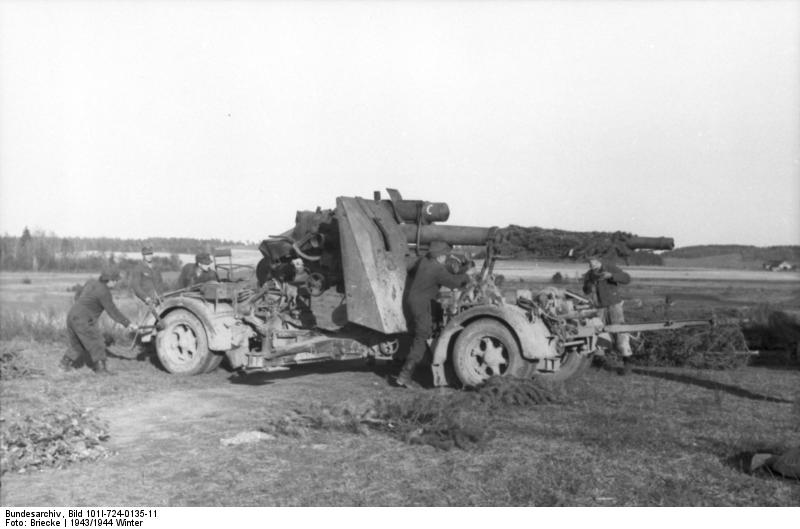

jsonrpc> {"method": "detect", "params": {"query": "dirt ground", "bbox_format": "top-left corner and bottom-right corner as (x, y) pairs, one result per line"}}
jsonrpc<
(1, 269), (799, 506)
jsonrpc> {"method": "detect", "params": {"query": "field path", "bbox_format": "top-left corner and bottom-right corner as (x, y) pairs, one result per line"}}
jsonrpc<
(0, 361), (401, 506)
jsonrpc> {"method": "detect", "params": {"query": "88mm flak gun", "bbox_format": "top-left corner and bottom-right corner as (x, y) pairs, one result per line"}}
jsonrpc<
(139, 189), (735, 388)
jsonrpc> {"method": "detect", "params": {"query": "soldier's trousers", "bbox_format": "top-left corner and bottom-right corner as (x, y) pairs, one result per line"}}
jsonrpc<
(401, 299), (433, 376)
(66, 311), (107, 365)
(598, 301), (632, 357)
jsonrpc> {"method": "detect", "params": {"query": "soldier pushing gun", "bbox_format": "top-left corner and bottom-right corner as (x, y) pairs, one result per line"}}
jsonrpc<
(59, 267), (138, 375)
(395, 240), (476, 389)
(583, 257), (633, 375)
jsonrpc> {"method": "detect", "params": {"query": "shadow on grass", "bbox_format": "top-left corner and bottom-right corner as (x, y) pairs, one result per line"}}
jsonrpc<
(724, 449), (800, 483)
(748, 349), (800, 372)
(632, 367), (793, 403)
(226, 358), (398, 386)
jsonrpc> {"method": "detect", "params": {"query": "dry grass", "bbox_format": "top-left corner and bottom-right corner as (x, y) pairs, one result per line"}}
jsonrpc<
(0, 308), (67, 343)
(0, 307), (133, 353)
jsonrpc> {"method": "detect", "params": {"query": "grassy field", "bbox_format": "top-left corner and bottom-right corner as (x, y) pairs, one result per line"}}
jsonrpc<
(1, 269), (798, 506)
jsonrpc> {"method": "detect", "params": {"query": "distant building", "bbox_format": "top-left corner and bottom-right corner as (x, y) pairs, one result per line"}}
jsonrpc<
(763, 260), (795, 271)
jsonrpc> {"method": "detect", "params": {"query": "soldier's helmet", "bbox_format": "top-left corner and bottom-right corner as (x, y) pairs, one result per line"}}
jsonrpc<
(141, 245), (154, 255)
(196, 252), (212, 265)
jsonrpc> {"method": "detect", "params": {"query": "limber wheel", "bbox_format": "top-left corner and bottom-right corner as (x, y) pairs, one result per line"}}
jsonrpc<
(155, 309), (214, 375)
(452, 319), (533, 388)
(532, 349), (592, 382)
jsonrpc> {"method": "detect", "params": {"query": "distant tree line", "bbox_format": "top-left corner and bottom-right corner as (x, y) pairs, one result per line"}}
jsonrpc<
(0, 228), (248, 272)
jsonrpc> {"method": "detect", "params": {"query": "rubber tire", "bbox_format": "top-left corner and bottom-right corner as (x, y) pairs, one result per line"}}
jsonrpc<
(155, 309), (213, 375)
(452, 319), (533, 388)
(532, 350), (592, 382)
(203, 353), (224, 373)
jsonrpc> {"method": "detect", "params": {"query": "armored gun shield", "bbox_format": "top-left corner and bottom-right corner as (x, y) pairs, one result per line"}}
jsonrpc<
(336, 196), (409, 334)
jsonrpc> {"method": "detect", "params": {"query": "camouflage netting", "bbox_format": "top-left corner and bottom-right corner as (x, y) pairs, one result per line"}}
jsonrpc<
(0, 407), (111, 474)
(263, 377), (564, 451)
(632, 324), (751, 370)
(495, 226), (663, 265)
(741, 305), (800, 352)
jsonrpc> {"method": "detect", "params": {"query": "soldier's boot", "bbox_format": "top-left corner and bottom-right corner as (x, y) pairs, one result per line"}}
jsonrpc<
(395, 362), (422, 389)
(617, 356), (632, 376)
(58, 355), (76, 372)
(92, 359), (116, 376)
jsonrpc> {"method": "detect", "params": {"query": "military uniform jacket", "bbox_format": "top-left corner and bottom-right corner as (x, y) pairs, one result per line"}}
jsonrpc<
(582, 263), (631, 307)
(407, 256), (470, 308)
(177, 263), (219, 289)
(69, 279), (131, 327)
(130, 261), (164, 301)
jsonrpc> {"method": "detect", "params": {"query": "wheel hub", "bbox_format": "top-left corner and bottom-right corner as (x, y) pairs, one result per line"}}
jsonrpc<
(169, 324), (197, 363)
(469, 336), (508, 376)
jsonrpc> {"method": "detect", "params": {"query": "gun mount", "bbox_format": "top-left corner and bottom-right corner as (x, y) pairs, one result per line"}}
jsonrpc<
(139, 188), (735, 388)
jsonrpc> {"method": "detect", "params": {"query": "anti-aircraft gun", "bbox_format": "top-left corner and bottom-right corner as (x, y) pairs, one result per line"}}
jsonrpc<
(138, 189), (733, 387)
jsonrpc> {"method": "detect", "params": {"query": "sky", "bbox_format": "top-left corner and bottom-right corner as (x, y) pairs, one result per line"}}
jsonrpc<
(0, 0), (798, 247)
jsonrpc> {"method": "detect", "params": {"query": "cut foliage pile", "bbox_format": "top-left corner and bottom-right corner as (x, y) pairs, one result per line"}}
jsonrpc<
(475, 376), (566, 406)
(263, 377), (564, 451)
(0, 343), (44, 379)
(632, 324), (750, 369)
(741, 305), (800, 354)
(262, 394), (495, 451)
(1, 406), (110, 475)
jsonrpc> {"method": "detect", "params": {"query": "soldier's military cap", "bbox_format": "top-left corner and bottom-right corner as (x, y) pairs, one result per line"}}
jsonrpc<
(99, 267), (121, 281)
(428, 240), (452, 258)
(141, 245), (154, 255)
(196, 252), (212, 265)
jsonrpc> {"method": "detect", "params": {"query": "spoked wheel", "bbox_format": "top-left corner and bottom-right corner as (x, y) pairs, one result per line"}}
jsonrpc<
(155, 309), (216, 375)
(452, 319), (533, 388)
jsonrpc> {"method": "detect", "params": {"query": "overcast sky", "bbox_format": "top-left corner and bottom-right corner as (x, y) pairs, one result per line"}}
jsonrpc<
(1, 0), (798, 247)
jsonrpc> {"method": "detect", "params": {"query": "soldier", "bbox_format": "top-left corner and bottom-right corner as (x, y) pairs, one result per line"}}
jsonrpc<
(59, 267), (138, 375)
(129, 245), (164, 304)
(177, 252), (219, 289)
(396, 240), (473, 388)
(583, 257), (633, 374)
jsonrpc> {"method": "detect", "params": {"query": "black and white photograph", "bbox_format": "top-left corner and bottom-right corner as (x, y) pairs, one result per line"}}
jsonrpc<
(0, 0), (798, 521)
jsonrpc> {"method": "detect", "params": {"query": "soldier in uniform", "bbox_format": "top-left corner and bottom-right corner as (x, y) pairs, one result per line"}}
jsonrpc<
(396, 240), (473, 388)
(583, 257), (633, 374)
(177, 252), (219, 289)
(59, 267), (138, 375)
(129, 245), (164, 304)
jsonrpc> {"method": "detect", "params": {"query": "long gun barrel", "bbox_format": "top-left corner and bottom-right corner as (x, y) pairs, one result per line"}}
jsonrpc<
(399, 224), (495, 246)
